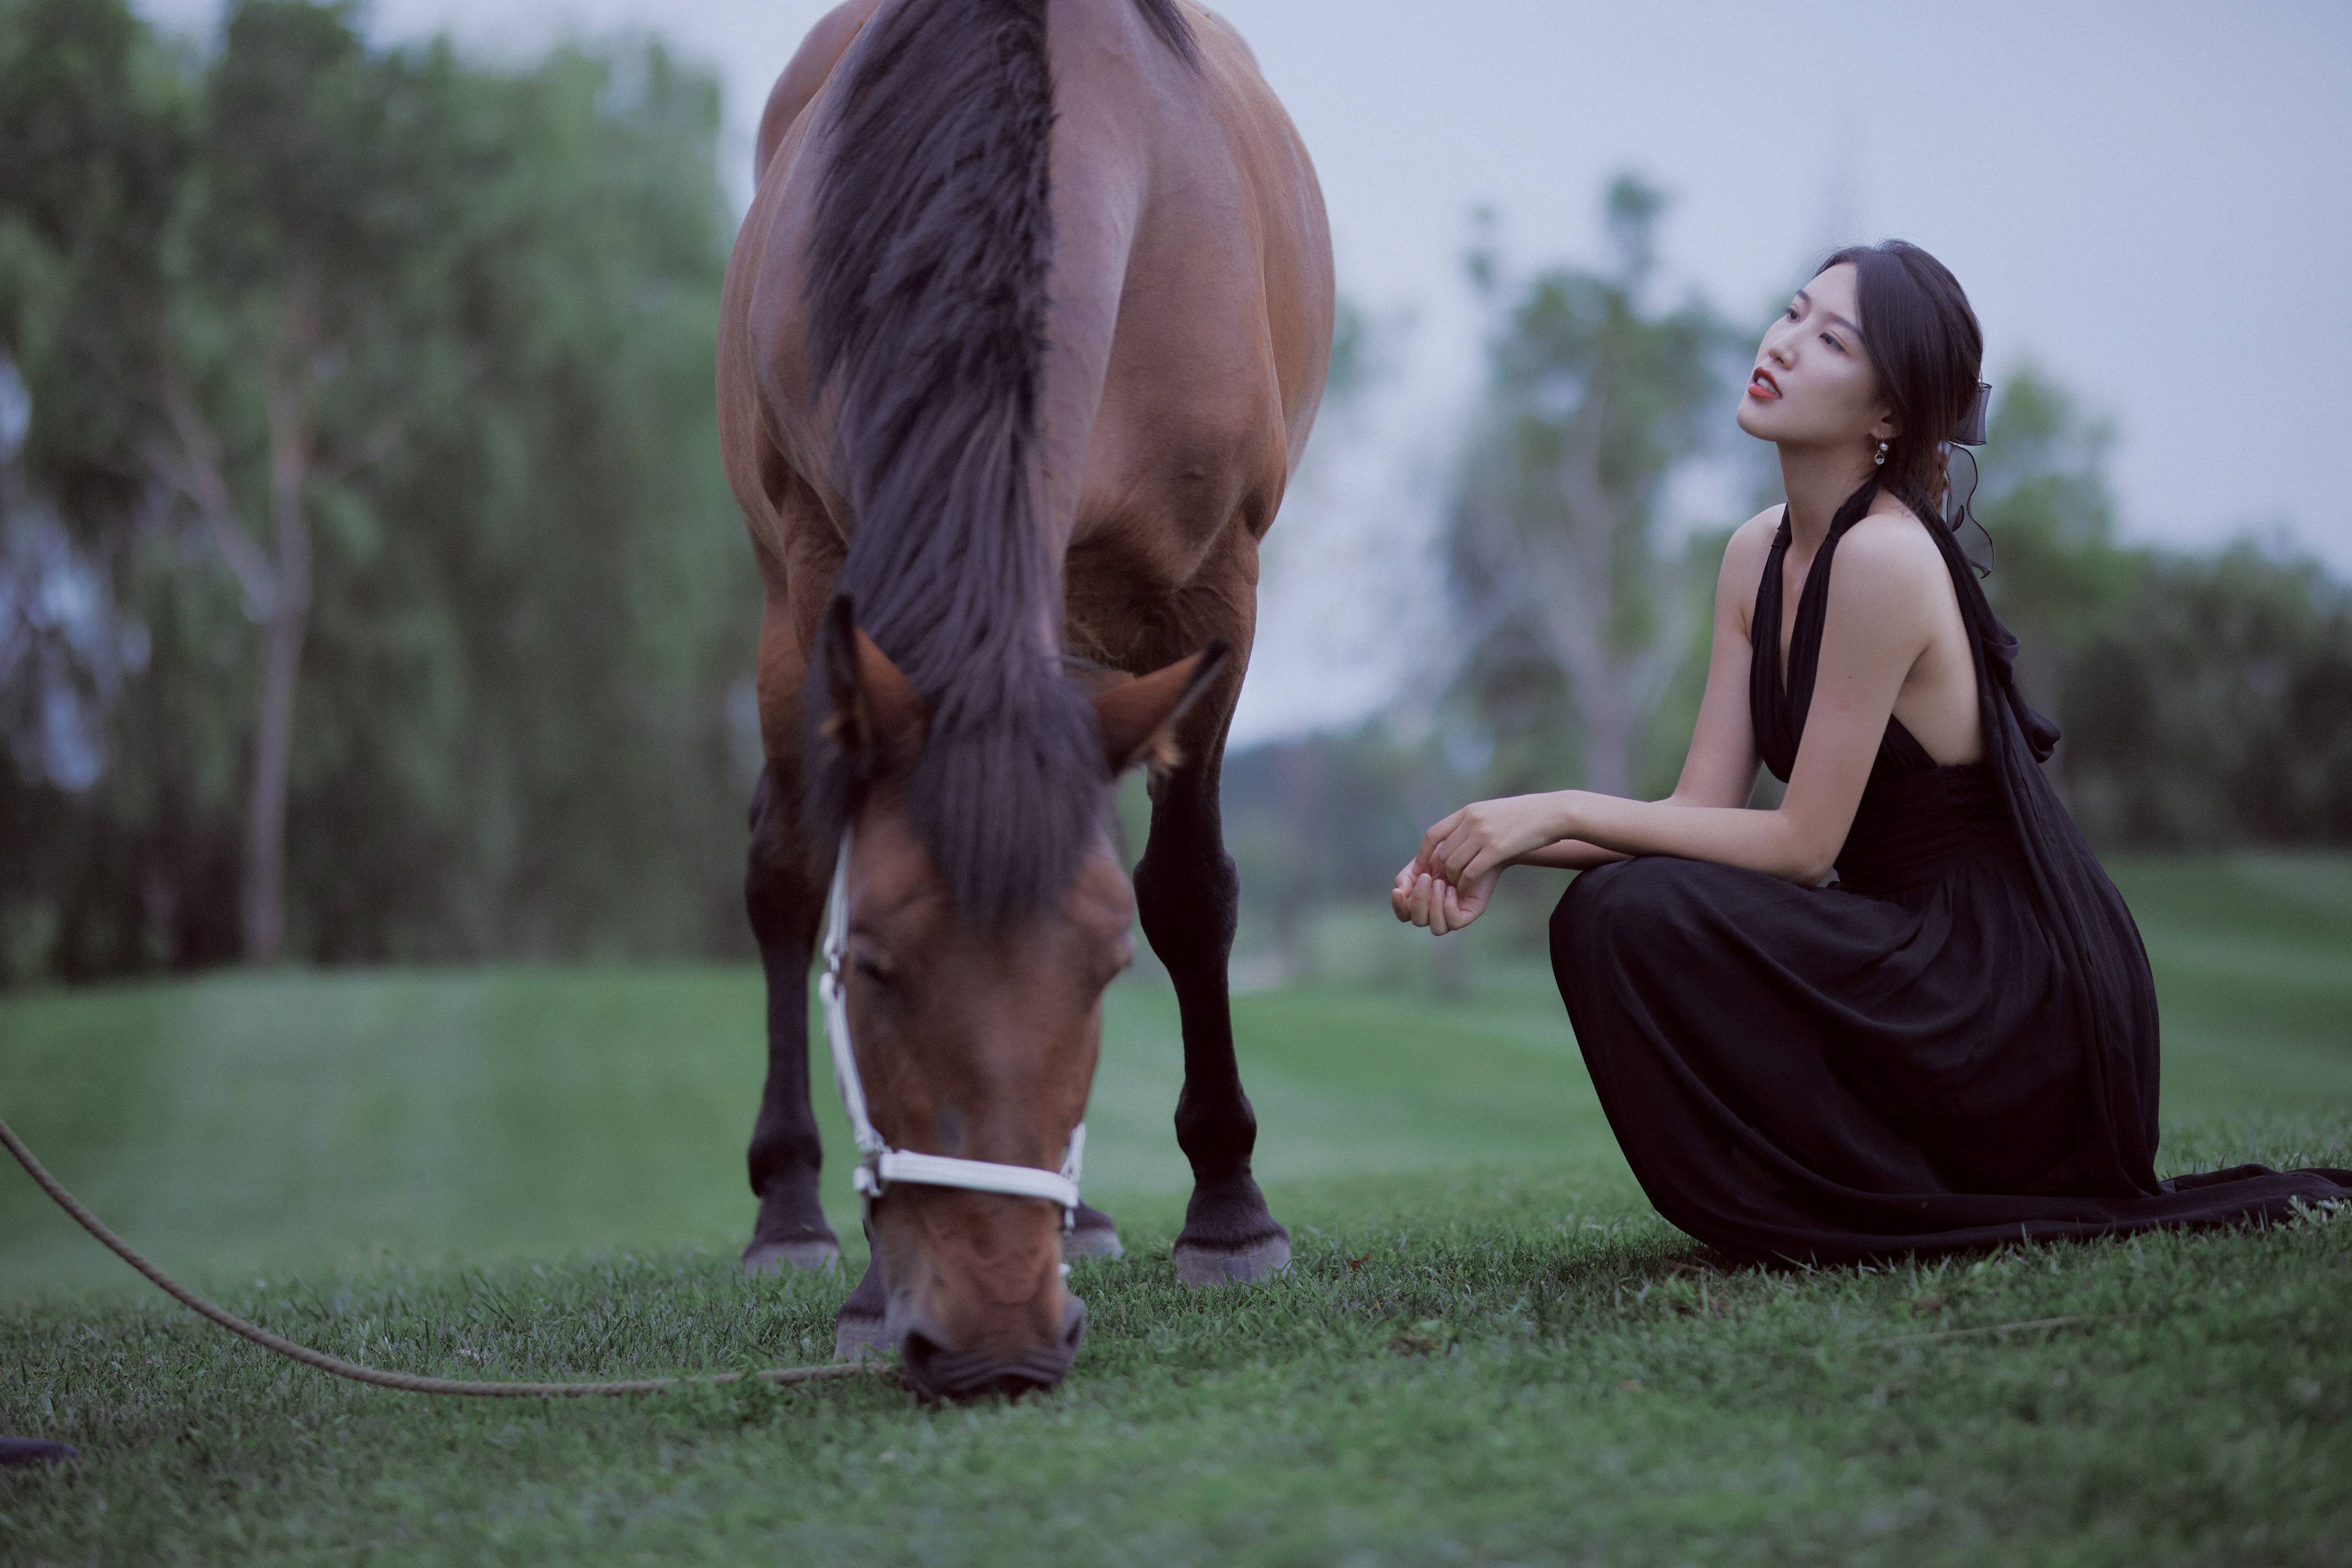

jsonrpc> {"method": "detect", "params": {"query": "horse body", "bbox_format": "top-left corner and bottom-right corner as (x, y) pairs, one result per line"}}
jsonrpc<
(727, 1), (1326, 607)
(716, 0), (1331, 1396)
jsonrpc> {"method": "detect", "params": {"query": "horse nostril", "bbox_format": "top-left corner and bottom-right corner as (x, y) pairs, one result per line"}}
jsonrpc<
(1060, 1296), (1088, 1351)
(900, 1325), (949, 1386)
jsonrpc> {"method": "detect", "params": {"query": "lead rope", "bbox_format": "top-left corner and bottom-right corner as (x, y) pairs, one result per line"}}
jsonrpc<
(0, 1116), (882, 1399)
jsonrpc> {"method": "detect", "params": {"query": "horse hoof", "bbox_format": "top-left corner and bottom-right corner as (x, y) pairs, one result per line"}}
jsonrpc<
(833, 1306), (890, 1361)
(0, 1438), (77, 1468)
(1064, 1225), (1123, 1260)
(833, 1257), (890, 1360)
(1064, 1203), (1124, 1260)
(742, 1238), (841, 1276)
(1172, 1231), (1291, 1286)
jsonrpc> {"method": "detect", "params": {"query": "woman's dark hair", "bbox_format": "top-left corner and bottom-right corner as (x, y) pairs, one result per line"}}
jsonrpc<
(1817, 240), (1983, 528)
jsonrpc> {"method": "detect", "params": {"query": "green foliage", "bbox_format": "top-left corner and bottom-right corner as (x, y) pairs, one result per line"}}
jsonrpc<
(1955, 368), (2352, 847)
(2063, 549), (2352, 848)
(1844, 361), (2352, 851)
(0, 0), (192, 517)
(1971, 365), (2135, 652)
(0, 1), (756, 981)
(1323, 294), (1384, 407)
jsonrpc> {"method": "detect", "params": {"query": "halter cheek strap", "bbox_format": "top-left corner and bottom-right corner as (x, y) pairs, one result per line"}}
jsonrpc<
(819, 830), (1085, 1225)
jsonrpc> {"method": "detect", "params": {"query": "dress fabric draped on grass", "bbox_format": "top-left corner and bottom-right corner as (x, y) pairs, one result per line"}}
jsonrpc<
(1551, 479), (2352, 1264)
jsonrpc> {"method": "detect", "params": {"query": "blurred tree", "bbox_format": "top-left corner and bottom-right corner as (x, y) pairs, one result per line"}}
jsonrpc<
(1965, 364), (2136, 763)
(2062, 545), (2352, 848)
(0, 0), (754, 983)
(1322, 294), (1393, 409)
(0, 0), (219, 977)
(1444, 178), (1736, 800)
(1934, 366), (2352, 848)
(149, 0), (422, 962)
(1222, 721), (1442, 979)
(0, 0), (190, 511)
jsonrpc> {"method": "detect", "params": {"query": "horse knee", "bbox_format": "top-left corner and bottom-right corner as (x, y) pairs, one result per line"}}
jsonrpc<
(1135, 842), (1238, 969)
(744, 768), (815, 949)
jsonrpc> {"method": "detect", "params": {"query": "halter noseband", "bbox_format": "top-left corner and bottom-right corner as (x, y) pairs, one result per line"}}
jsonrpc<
(819, 830), (1085, 1225)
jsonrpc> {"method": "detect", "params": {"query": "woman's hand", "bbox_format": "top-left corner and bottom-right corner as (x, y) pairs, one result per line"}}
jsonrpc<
(1390, 861), (1502, 936)
(1417, 793), (1572, 886)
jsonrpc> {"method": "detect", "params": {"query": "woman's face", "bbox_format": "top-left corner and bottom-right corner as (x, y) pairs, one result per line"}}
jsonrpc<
(1736, 262), (1896, 454)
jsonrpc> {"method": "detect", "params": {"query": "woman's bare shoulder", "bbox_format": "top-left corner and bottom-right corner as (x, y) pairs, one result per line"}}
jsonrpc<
(1720, 506), (1783, 577)
(1829, 502), (1959, 647)
(1841, 499), (1949, 584)
(1714, 508), (1784, 636)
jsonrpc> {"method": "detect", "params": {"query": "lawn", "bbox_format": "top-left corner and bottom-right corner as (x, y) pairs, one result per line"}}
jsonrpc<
(2, 855), (2349, 1564)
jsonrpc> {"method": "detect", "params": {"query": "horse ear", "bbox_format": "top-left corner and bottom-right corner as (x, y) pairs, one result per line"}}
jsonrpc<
(1093, 641), (1229, 776)
(820, 596), (927, 771)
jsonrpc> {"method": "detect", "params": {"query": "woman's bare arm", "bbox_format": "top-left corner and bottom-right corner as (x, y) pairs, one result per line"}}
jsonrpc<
(1484, 520), (1774, 871)
(1412, 513), (1944, 896)
(1664, 511), (1776, 810)
(1394, 516), (1775, 925)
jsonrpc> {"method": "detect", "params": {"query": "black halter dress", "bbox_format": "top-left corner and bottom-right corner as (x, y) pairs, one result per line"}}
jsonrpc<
(1549, 481), (2351, 1265)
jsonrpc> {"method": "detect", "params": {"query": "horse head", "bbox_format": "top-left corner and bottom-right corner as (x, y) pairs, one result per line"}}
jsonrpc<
(815, 599), (1222, 1399)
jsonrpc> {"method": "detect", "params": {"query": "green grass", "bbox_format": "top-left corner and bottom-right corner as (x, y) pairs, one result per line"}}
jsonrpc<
(2, 855), (2349, 1564)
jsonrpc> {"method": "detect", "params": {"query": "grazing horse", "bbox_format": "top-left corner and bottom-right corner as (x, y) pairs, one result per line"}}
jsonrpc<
(715, 0), (1333, 1397)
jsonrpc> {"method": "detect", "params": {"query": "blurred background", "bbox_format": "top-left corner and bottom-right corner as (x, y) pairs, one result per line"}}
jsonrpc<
(2, 1), (2348, 1291)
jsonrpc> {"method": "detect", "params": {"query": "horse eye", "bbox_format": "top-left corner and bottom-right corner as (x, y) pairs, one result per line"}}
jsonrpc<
(853, 951), (895, 988)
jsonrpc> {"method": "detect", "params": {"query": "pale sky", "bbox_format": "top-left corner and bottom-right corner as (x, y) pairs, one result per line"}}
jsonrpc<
(141, 0), (2352, 740)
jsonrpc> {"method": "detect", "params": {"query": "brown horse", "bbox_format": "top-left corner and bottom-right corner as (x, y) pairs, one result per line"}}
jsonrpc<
(715, 0), (1332, 1398)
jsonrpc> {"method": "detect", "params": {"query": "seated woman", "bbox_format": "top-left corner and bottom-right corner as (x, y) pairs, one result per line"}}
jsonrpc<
(1395, 240), (2349, 1265)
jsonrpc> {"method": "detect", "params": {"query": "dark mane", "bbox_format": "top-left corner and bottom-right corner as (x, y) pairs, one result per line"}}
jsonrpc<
(801, 0), (1191, 920)
(1132, 0), (1200, 66)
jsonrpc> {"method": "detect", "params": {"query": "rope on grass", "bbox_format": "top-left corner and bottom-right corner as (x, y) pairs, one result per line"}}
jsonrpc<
(2, 1114), (883, 1399)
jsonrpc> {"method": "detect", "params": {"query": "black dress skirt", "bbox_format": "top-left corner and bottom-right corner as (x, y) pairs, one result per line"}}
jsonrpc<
(1550, 481), (2351, 1265)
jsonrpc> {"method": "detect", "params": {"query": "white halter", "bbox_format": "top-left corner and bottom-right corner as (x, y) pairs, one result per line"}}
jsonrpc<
(819, 831), (1085, 1225)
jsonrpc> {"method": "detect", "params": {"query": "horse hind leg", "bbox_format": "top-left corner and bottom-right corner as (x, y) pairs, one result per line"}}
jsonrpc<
(742, 762), (842, 1275)
(1066, 1202), (1123, 1260)
(1134, 696), (1290, 1285)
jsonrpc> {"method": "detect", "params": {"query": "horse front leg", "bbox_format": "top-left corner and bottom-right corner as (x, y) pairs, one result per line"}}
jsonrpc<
(742, 707), (892, 1354)
(1134, 680), (1290, 1284)
(740, 760), (840, 1275)
(739, 534), (851, 1277)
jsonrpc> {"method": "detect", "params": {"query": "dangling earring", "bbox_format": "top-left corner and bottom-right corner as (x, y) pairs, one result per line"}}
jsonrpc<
(1873, 439), (1890, 467)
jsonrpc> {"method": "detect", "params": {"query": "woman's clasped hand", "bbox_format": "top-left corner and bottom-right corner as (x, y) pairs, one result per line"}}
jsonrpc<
(1390, 793), (1565, 934)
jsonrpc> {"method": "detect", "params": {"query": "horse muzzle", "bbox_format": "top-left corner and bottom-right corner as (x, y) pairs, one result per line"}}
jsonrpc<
(893, 1294), (1087, 1401)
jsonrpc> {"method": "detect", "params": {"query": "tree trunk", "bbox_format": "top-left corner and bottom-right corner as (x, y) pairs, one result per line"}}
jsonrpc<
(240, 288), (318, 966)
(240, 541), (307, 963)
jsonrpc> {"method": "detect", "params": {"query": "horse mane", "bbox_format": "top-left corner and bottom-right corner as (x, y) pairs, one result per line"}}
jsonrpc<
(800, 0), (1195, 922)
(1131, 0), (1200, 66)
